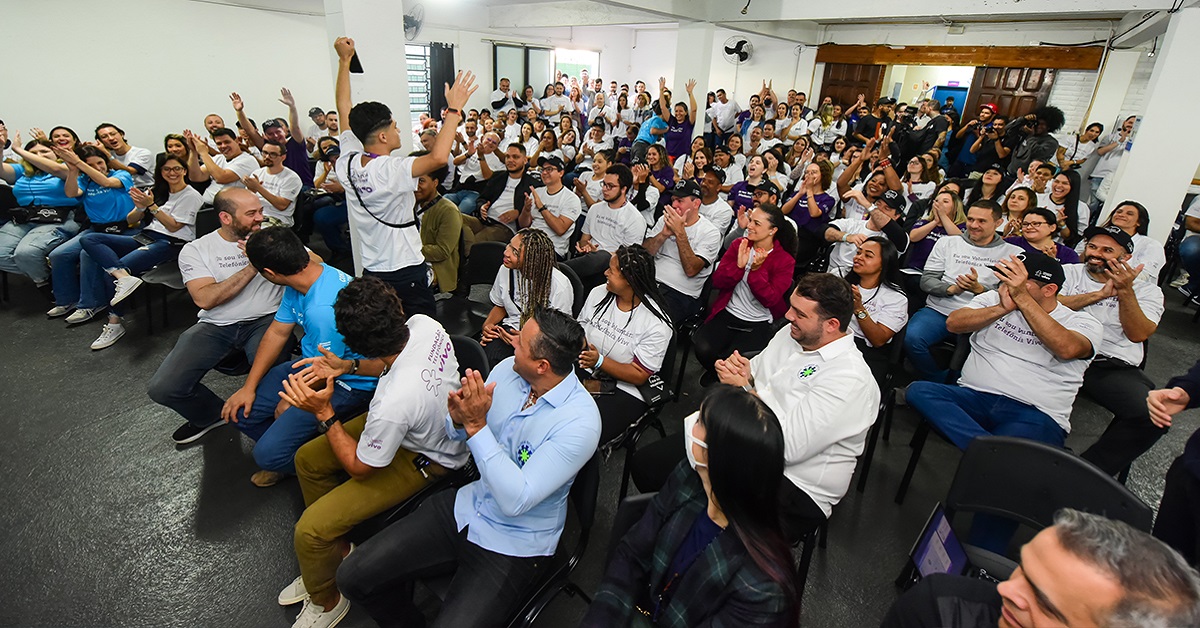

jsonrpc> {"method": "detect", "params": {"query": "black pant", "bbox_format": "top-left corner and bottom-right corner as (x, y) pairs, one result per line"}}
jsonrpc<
(594, 387), (648, 446)
(692, 309), (776, 375)
(777, 477), (827, 543)
(365, 264), (436, 319)
(855, 337), (892, 386)
(337, 489), (547, 628)
(1153, 455), (1200, 566)
(483, 337), (514, 366)
(1078, 361), (1164, 476)
(563, 250), (611, 290)
(658, 282), (702, 325)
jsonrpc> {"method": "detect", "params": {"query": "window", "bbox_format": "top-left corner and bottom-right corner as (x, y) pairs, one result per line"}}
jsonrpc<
(407, 44), (431, 128)
(492, 44), (555, 96)
(555, 48), (599, 85)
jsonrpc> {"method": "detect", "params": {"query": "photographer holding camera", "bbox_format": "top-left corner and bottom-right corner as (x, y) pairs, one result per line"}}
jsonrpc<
(1006, 105), (1065, 178)
(969, 115), (1015, 176)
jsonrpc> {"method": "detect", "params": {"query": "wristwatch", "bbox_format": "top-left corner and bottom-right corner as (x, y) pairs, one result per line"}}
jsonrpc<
(855, 309), (868, 320)
(316, 416), (338, 434)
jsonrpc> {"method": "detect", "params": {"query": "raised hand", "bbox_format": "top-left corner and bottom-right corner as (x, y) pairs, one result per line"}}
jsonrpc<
(130, 187), (154, 209)
(278, 87), (296, 109)
(230, 92), (244, 112)
(685, 78), (697, 94)
(445, 70), (479, 111)
(447, 369), (496, 436)
(736, 238), (751, 269)
(1104, 259), (1144, 292)
(334, 36), (356, 60)
(52, 145), (81, 166)
(30, 127), (47, 142)
(242, 174), (263, 192)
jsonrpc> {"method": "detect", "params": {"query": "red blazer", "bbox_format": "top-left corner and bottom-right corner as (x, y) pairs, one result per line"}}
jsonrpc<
(706, 237), (796, 322)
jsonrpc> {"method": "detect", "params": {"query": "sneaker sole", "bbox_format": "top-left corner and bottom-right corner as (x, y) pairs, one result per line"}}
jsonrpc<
(46, 308), (74, 318)
(110, 279), (143, 307)
(323, 601), (351, 628)
(91, 330), (126, 350)
(66, 310), (105, 326)
(173, 420), (226, 445)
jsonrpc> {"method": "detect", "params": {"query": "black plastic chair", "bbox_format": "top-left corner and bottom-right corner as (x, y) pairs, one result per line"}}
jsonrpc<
(941, 435), (1154, 579)
(603, 334), (678, 502)
(604, 492), (657, 565)
(450, 334), (491, 379)
(855, 327), (908, 493)
(557, 262), (586, 317)
(140, 209), (223, 333)
(671, 272), (716, 401)
(795, 520), (829, 604)
(894, 334), (973, 504)
(1159, 197), (1192, 289)
(436, 241), (507, 337)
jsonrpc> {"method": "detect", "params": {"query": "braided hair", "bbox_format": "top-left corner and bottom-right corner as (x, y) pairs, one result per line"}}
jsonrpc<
(591, 244), (672, 326)
(514, 228), (558, 326)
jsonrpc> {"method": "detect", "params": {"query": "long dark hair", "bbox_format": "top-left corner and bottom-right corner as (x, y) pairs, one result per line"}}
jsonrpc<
(591, 244), (671, 326)
(964, 176), (1003, 207)
(1055, 169), (1084, 246)
(844, 236), (905, 295)
(1102, 200), (1150, 236)
(152, 155), (188, 204)
(757, 203), (798, 259)
(700, 385), (798, 623)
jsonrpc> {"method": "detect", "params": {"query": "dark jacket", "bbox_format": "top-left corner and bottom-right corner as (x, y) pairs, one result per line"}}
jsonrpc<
(582, 463), (792, 628)
(479, 171), (536, 222)
(1168, 360), (1200, 479)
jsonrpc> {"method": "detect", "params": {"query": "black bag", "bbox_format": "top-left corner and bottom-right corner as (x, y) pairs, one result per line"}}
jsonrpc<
(10, 205), (71, 225)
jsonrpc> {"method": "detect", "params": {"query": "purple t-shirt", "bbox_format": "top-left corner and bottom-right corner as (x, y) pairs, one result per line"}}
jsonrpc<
(284, 138), (315, 187)
(789, 191), (836, 233)
(1004, 236), (1081, 264)
(651, 166), (675, 207)
(904, 220), (964, 271)
(664, 118), (695, 158)
(728, 181), (754, 214)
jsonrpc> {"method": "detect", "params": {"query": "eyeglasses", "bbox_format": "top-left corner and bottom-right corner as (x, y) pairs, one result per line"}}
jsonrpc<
(1021, 221), (1049, 228)
(601, 182), (619, 190)
(162, 166), (186, 173)
(262, 151), (283, 157)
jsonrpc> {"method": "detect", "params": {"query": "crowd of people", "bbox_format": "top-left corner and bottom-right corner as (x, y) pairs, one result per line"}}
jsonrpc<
(3, 34), (1200, 628)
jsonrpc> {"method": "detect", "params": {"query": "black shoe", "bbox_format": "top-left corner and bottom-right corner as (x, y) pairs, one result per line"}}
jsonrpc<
(172, 420), (225, 444)
(698, 370), (719, 388)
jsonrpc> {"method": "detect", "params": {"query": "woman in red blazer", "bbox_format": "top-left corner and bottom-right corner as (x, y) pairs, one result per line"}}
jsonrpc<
(693, 203), (797, 383)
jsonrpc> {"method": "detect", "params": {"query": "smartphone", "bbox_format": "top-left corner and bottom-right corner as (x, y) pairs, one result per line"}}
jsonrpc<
(349, 52), (364, 74)
(133, 233), (156, 247)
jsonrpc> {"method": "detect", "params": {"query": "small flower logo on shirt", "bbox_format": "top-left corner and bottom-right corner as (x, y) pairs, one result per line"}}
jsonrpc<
(798, 364), (819, 379)
(516, 442), (534, 467)
(422, 368), (441, 395)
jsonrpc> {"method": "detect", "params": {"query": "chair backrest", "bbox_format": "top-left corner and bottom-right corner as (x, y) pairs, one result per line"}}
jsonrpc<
(605, 492), (657, 565)
(465, 241), (507, 288)
(568, 212), (588, 252)
(195, 207), (221, 238)
(945, 435), (1154, 535)
(450, 335), (490, 379)
(948, 332), (972, 374)
(566, 452), (602, 571)
(557, 262), (586, 317)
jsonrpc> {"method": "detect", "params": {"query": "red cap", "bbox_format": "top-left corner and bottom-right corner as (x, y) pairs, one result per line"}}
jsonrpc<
(980, 103), (999, 114)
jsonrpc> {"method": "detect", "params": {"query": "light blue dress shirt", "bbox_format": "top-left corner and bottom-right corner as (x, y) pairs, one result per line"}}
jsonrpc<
(447, 357), (601, 557)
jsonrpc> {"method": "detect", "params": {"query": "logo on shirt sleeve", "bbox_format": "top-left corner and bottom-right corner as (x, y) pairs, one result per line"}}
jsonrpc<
(422, 368), (442, 395)
(798, 364), (819, 379)
(516, 441), (534, 467)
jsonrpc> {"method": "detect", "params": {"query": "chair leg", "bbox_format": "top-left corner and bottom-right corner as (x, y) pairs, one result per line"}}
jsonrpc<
(818, 520), (829, 549)
(1117, 464), (1132, 485)
(618, 432), (641, 503)
(882, 388), (897, 442)
(160, 284), (170, 327)
(895, 422), (931, 505)
(795, 530), (818, 598)
(856, 418), (881, 493)
(144, 285), (155, 335)
(673, 335), (692, 402)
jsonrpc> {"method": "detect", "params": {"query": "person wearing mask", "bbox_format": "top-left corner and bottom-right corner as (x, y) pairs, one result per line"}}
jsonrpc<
(1096, 200), (1165, 284)
(274, 277), (469, 628)
(1004, 206), (1080, 264)
(583, 387), (798, 627)
(693, 204), (797, 384)
(1059, 226), (1164, 476)
(93, 122), (154, 189)
(883, 509), (1200, 628)
(642, 180), (722, 323)
(481, 228), (574, 364)
(337, 308), (601, 627)
(904, 199), (1022, 382)
(845, 236), (909, 382)
(331, 36), (476, 317)
(0, 135), (77, 300)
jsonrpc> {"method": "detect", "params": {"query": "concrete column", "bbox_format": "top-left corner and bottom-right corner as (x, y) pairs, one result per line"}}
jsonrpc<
(1104, 8), (1200, 243)
(323, 0), (415, 274)
(672, 22), (715, 140)
(1085, 50), (1140, 132)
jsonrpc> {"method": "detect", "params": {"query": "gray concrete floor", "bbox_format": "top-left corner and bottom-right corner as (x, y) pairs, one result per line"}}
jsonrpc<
(1, 275), (1197, 627)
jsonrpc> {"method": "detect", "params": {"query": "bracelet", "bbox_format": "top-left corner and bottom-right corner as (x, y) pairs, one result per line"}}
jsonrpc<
(445, 108), (462, 117)
(594, 353), (605, 370)
(349, 358), (360, 375)
(841, 233), (848, 242)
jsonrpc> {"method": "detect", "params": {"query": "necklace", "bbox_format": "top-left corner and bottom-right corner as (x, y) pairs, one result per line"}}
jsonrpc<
(523, 388), (540, 410)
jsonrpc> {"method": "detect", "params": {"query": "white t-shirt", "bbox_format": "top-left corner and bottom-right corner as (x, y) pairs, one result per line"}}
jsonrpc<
(578, 137), (613, 170)
(145, 186), (202, 241)
(577, 285), (673, 400)
(1091, 132), (1125, 180)
(958, 290), (1103, 432)
(827, 218), (886, 277)
(650, 215), (722, 298)
(849, 283), (909, 346)
(841, 185), (873, 221)
(335, 130), (425, 272)
(924, 235), (1022, 316)
(1130, 234), (1167, 284)
(750, 331), (878, 517)
(489, 266), (575, 329)
(532, 186), (583, 256)
(540, 95), (572, 117)
(356, 315), (469, 470)
(112, 146), (154, 188)
(583, 200), (647, 251)
(1058, 134), (1097, 163)
(725, 251), (774, 323)
(1038, 193), (1090, 240)
(756, 138), (783, 155)
(1059, 264), (1163, 367)
(250, 166), (303, 226)
(699, 198), (735, 235)
(489, 176), (521, 234)
(201, 151), (260, 205)
(177, 229), (283, 325)
(582, 174), (604, 209)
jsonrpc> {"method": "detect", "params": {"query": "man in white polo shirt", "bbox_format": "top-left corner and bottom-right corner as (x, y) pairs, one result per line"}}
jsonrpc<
(907, 252), (1102, 449)
(332, 36), (476, 318)
(905, 199), (1022, 381)
(565, 163), (646, 286)
(642, 179), (722, 323)
(1059, 225), (1166, 476)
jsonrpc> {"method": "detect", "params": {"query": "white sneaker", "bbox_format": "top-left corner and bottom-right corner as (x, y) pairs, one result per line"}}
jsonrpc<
(1171, 271), (1190, 288)
(46, 305), (74, 318)
(65, 307), (104, 325)
(292, 596), (349, 628)
(278, 575), (308, 606)
(110, 276), (144, 307)
(90, 322), (126, 350)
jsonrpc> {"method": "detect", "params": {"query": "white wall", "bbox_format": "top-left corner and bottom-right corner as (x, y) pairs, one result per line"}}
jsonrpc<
(1, 0), (333, 151)
(707, 31), (815, 106)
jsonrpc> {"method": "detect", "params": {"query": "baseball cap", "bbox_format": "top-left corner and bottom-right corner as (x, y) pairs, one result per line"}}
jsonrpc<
(538, 155), (566, 171)
(1083, 225), (1135, 254)
(262, 119), (283, 131)
(876, 97), (896, 106)
(750, 180), (780, 196)
(991, 251), (1065, 288)
(308, 107), (325, 117)
(983, 163), (1005, 175)
(980, 103), (999, 114)
(880, 189), (905, 211)
(713, 144), (731, 156)
(670, 179), (702, 199)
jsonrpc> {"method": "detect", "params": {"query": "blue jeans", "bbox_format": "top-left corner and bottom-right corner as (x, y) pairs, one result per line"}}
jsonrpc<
(237, 362), (373, 474)
(444, 189), (480, 216)
(49, 228), (93, 306)
(78, 230), (177, 313)
(1179, 235), (1200, 293)
(312, 196), (349, 255)
(0, 218), (80, 285)
(907, 382), (1067, 450)
(904, 307), (952, 381)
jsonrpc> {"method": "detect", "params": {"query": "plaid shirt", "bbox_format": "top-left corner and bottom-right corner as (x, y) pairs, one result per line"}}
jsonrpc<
(582, 463), (793, 627)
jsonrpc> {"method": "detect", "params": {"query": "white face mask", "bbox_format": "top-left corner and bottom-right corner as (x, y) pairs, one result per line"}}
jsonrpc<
(684, 412), (708, 470)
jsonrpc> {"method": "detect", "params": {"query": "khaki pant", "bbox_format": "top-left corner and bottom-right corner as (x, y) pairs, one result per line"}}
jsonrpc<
(461, 214), (514, 244)
(293, 414), (443, 606)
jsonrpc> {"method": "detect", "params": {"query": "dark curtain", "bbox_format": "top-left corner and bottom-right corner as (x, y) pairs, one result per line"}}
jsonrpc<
(430, 43), (456, 121)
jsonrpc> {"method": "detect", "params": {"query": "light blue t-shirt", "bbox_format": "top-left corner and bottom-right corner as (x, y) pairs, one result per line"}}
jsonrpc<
(10, 163), (76, 208)
(274, 264), (376, 392)
(636, 116), (668, 145)
(79, 170), (135, 224)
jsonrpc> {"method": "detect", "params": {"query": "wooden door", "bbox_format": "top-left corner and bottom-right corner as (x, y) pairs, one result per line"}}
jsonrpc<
(819, 63), (885, 111)
(963, 67), (1055, 120)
